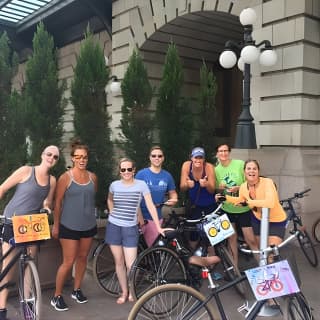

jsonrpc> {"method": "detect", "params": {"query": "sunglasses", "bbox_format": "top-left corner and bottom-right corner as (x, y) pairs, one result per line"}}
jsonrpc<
(45, 152), (59, 160)
(73, 155), (88, 160)
(151, 154), (163, 158)
(120, 168), (133, 173)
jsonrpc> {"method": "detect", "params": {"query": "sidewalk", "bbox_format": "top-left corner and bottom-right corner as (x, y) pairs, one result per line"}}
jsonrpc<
(6, 243), (320, 319)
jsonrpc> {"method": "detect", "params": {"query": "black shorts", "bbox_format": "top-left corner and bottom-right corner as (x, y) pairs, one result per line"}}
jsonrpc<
(222, 209), (252, 228)
(251, 214), (286, 239)
(2, 224), (14, 244)
(59, 224), (97, 240)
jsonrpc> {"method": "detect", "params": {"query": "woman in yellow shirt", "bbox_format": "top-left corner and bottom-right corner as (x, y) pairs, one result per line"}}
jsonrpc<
(225, 159), (286, 247)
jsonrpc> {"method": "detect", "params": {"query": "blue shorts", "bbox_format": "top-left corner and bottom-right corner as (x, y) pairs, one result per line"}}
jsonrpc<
(105, 222), (139, 248)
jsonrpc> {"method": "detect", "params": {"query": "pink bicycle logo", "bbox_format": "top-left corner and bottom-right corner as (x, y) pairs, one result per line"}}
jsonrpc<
(255, 273), (284, 296)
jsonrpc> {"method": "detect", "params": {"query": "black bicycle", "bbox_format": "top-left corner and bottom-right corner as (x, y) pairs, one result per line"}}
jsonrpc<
(129, 201), (246, 301)
(0, 216), (43, 320)
(280, 189), (318, 267)
(128, 232), (313, 320)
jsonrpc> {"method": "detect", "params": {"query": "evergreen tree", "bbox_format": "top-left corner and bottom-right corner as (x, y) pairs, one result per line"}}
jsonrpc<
(195, 61), (218, 163)
(119, 49), (154, 170)
(0, 32), (27, 210)
(24, 22), (66, 175)
(155, 43), (193, 186)
(71, 29), (114, 210)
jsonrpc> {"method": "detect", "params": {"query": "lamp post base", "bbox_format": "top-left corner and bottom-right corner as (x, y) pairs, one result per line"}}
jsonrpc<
(234, 122), (257, 149)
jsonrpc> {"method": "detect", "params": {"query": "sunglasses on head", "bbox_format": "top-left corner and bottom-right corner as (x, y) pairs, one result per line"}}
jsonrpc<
(120, 167), (133, 173)
(151, 154), (163, 158)
(45, 152), (59, 160)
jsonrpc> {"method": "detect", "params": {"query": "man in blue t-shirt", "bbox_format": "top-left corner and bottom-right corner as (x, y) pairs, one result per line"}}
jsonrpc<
(136, 146), (178, 246)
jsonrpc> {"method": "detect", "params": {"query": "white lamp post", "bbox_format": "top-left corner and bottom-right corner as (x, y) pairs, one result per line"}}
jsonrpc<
(219, 7), (277, 149)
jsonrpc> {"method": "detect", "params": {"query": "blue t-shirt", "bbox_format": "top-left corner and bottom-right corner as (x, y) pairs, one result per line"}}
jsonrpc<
(108, 179), (150, 227)
(135, 168), (176, 220)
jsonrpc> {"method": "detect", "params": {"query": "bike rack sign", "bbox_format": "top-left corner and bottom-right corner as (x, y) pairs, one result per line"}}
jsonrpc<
(12, 213), (51, 243)
(203, 214), (234, 246)
(245, 260), (300, 301)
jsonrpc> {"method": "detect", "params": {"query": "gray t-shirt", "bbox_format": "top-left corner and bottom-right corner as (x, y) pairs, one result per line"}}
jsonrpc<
(108, 179), (150, 227)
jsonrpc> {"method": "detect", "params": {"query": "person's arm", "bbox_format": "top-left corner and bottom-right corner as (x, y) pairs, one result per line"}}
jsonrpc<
(42, 175), (57, 213)
(180, 161), (194, 192)
(199, 163), (215, 193)
(225, 183), (247, 205)
(0, 166), (30, 199)
(52, 173), (69, 239)
(107, 192), (114, 213)
(165, 190), (178, 206)
(247, 179), (277, 209)
(144, 193), (163, 233)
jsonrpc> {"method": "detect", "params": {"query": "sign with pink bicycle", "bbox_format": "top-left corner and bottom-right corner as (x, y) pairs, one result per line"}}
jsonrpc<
(245, 260), (300, 301)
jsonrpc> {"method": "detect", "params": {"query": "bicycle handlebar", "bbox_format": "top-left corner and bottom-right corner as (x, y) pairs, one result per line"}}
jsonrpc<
(184, 202), (224, 224)
(280, 189), (311, 203)
(240, 231), (299, 255)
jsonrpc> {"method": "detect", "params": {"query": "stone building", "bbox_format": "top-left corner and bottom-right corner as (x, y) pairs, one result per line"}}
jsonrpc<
(1, 0), (319, 225)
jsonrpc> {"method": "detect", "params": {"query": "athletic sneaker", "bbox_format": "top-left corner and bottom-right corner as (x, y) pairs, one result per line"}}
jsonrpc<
(71, 289), (88, 304)
(51, 295), (69, 311)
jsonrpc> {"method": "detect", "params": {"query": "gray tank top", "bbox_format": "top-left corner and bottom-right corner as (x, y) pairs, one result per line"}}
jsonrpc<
(4, 167), (50, 218)
(60, 171), (96, 231)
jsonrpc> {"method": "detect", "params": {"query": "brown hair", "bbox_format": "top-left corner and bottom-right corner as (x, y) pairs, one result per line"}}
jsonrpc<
(149, 145), (164, 155)
(118, 157), (135, 169)
(70, 139), (89, 156)
(244, 159), (260, 170)
(215, 143), (231, 152)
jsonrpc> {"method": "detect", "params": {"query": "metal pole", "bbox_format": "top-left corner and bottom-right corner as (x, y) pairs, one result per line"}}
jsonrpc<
(234, 25), (257, 149)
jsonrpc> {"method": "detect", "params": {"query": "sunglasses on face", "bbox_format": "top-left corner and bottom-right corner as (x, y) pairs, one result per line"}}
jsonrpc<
(73, 155), (88, 160)
(120, 167), (133, 173)
(150, 154), (163, 158)
(45, 152), (59, 160)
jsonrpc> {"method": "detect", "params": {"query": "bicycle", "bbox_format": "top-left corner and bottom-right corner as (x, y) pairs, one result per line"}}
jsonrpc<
(129, 201), (246, 301)
(280, 188), (318, 267)
(128, 232), (314, 320)
(0, 214), (46, 320)
(311, 216), (320, 243)
(92, 205), (183, 296)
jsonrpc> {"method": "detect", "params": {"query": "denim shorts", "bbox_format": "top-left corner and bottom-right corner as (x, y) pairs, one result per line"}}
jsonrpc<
(105, 222), (139, 248)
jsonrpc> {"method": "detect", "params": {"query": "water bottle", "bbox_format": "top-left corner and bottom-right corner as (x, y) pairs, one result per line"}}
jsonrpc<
(194, 246), (204, 257)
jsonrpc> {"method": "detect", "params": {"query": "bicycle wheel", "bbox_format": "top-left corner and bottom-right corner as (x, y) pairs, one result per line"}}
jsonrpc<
(129, 247), (187, 301)
(297, 230), (318, 267)
(20, 260), (42, 320)
(312, 218), (320, 243)
(128, 283), (218, 320)
(92, 243), (120, 296)
(216, 244), (246, 297)
(284, 292), (313, 320)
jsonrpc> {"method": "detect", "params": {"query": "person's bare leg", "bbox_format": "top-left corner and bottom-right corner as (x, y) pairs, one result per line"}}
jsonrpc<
(227, 225), (239, 267)
(55, 239), (78, 296)
(123, 247), (137, 302)
(242, 227), (259, 263)
(73, 237), (93, 290)
(110, 245), (128, 304)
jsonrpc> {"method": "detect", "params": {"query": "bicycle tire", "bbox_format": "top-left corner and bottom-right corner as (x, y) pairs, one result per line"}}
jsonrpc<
(311, 218), (320, 243)
(129, 246), (187, 301)
(217, 244), (246, 297)
(20, 260), (42, 320)
(128, 283), (218, 320)
(297, 230), (318, 267)
(92, 243), (120, 296)
(284, 292), (314, 320)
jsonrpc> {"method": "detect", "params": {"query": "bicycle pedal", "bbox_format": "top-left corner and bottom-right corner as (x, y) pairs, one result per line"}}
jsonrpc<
(237, 301), (250, 314)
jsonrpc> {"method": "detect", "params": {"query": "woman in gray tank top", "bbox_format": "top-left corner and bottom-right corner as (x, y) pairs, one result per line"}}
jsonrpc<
(0, 145), (59, 320)
(51, 140), (97, 312)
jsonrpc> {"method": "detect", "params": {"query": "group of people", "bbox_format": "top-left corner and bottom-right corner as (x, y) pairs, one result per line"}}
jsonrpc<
(0, 141), (287, 318)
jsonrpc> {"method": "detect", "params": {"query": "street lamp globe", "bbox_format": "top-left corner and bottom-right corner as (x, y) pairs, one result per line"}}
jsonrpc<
(110, 80), (121, 95)
(239, 7), (257, 26)
(237, 57), (245, 71)
(259, 49), (277, 66)
(241, 45), (259, 63)
(219, 50), (237, 69)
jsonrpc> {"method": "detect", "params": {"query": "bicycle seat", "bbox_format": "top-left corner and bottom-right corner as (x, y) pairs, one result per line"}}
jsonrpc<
(164, 229), (178, 239)
(188, 255), (221, 268)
